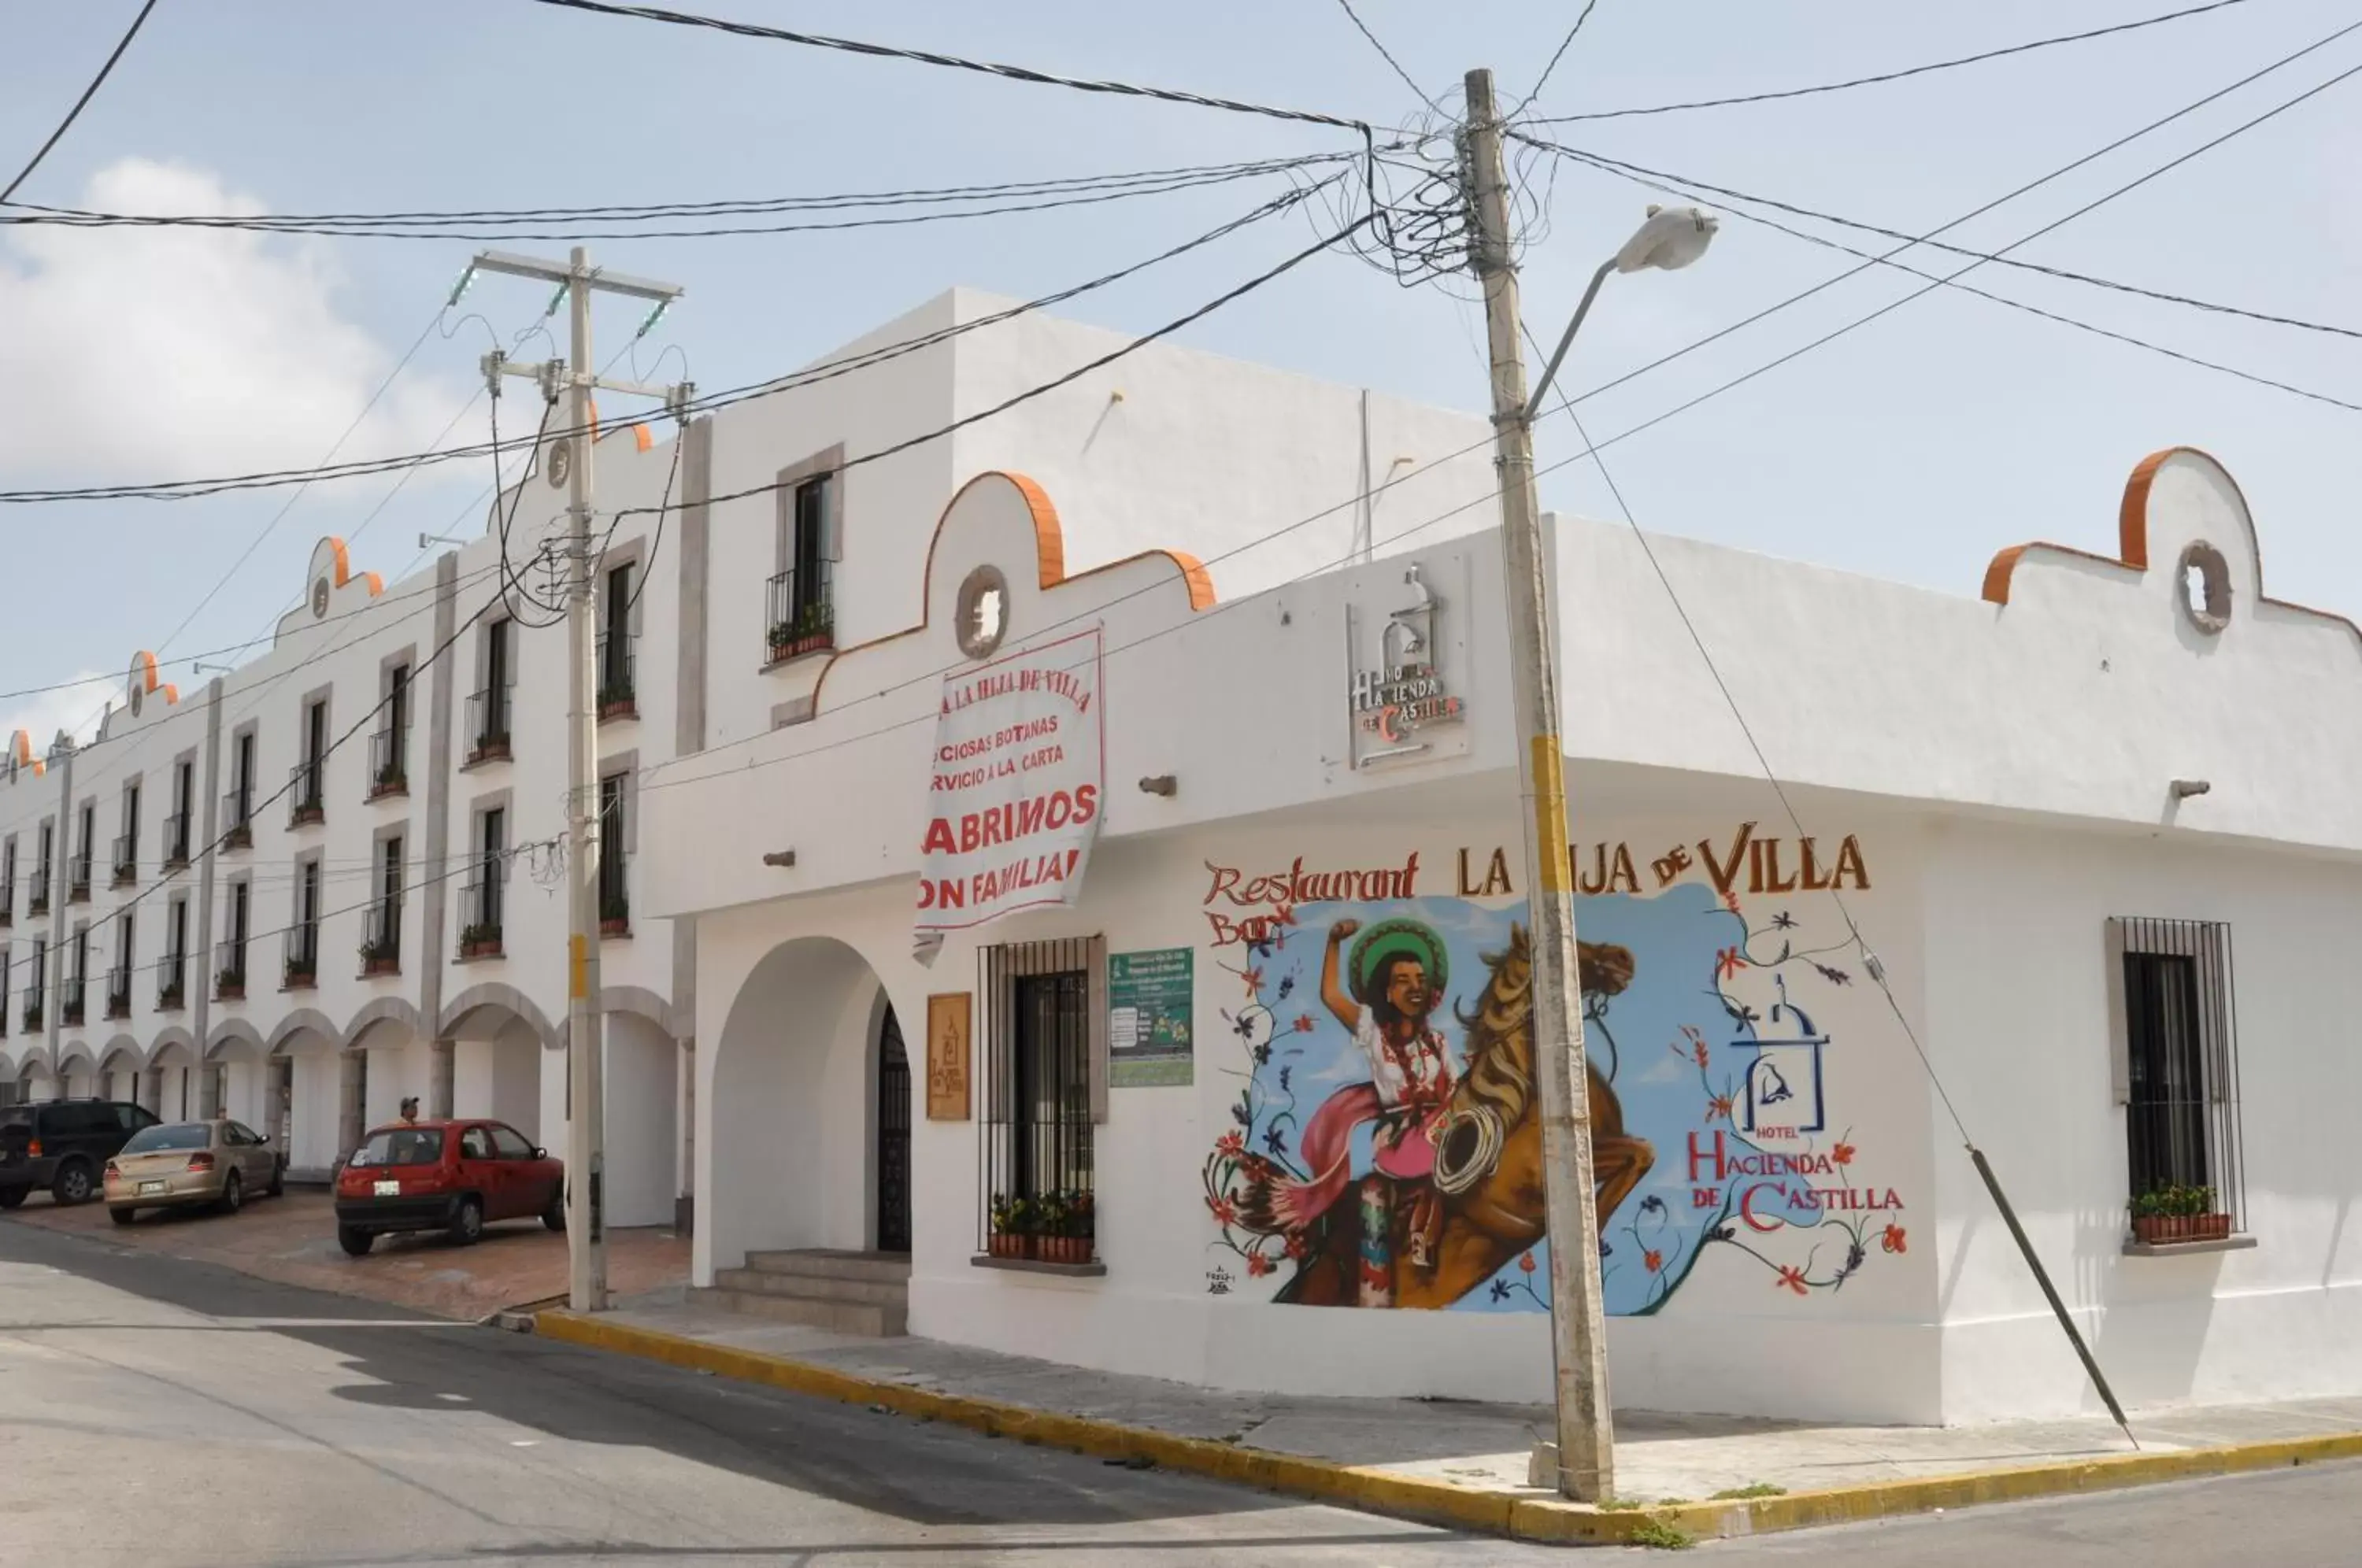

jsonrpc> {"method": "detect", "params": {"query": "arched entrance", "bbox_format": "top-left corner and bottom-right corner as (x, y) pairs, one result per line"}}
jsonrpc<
(705, 935), (889, 1273)
(876, 1006), (911, 1254)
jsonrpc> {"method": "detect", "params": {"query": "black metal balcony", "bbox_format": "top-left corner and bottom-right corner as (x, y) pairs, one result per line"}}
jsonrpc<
(19, 994), (39, 1033)
(288, 762), (326, 828)
(157, 953), (187, 1011)
(367, 723), (409, 800)
(282, 923), (318, 990)
(465, 684), (513, 767)
(597, 634), (636, 722)
(457, 865), (504, 960)
(359, 897), (402, 977)
(26, 866), (46, 918)
(60, 976), (84, 1026)
(162, 811), (191, 871)
(765, 563), (835, 666)
(0, 883), (13, 928)
(67, 850), (91, 904)
(110, 833), (138, 889)
(220, 785), (253, 850)
(213, 938), (247, 1002)
(104, 968), (132, 1021)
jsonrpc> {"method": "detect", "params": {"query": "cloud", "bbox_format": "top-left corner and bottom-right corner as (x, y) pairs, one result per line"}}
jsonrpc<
(0, 671), (114, 753)
(0, 159), (463, 484)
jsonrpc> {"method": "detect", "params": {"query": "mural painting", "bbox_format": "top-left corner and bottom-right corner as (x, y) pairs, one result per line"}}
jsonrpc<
(1199, 826), (1905, 1314)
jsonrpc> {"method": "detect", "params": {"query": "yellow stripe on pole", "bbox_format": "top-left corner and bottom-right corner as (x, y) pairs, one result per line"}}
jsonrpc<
(1531, 734), (1572, 893)
(570, 932), (588, 1000)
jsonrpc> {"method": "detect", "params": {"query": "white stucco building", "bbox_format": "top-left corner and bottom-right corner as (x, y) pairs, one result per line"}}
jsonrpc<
(2, 286), (2352, 1429)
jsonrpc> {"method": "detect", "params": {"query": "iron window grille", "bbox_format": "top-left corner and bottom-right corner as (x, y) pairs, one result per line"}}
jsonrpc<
(110, 832), (138, 888)
(283, 920), (319, 989)
(597, 633), (636, 720)
(458, 858), (505, 959)
(157, 949), (186, 1011)
(222, 782), (254, 850)
(465, 683), (514, 765)
(68, 838), (91, 903)
(360, 895), (402, 976)
(2108, 917), (2245, 1234)
(214, 936), (246, 1001)
(976, 935), (1108, 1263)
(162, 810), (191, 871)
(28, 858), (48, 917)
(61, 973), (84, 1027)
(288, 762), (326, 827)
(765, 560), (835, 665)
(368, 722), (409, 799)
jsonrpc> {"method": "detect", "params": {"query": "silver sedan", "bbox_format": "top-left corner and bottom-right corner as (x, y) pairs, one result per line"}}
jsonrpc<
(103, 1119), (284, 1223)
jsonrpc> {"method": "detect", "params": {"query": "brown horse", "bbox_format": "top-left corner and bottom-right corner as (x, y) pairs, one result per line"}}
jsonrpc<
(1272, 925), (1655, 1308)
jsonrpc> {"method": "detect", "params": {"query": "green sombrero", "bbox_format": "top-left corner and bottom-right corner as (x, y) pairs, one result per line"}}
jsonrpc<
(1349, 918), (1448, 1002)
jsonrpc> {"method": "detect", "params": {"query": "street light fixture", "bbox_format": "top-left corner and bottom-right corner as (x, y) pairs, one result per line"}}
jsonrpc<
(1523, 205), (1720, 425)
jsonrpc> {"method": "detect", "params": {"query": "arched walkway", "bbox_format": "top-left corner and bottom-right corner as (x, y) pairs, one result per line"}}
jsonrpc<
(346, 999), (432, 1130)
(98, 1041), (143, 1106)
(704, 935), (890, 1274)
(272, 1015), (346, 1174)
(205, 1019), (273, 1131)
(150, 1033), (203, 1122)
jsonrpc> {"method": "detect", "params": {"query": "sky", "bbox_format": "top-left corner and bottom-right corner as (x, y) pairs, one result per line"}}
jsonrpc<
(2, 0), (2355, 748)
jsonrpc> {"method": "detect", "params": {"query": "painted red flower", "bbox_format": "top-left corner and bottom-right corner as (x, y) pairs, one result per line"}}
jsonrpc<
(1276, 904), (1298, 926)
(1775, 1266), (1809, 1296)
(1644, 1249), (1663, 1274)
(1245, 1250), (1275, 1277)
(1707, 1093), (1733, 1122)
(1284, 1230), (1310, 1259)
(1518, 1252), (1537, 1274)
(1293, 1014), (1317, 1034)
(1693, 1037), (1711, 1071)
(1207, 1196), (1237, 1226)
(1831, 1141), (1856, 1167)
(1715, 946), (1745, 982)
(1242, 967), (1264, 994)
(1216, 1130), (1244, 1156)
(1882, 1224), (1908, 1255)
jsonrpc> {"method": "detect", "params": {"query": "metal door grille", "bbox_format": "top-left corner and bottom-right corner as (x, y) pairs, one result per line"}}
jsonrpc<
(2114, 916), (2244, 1229)
(876, 1008), (911, 1253)
(976, 936), (1103, 1252)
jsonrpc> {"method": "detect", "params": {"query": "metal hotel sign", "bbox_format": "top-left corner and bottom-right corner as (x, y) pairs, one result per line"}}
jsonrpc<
(913, 625), (1105, 952)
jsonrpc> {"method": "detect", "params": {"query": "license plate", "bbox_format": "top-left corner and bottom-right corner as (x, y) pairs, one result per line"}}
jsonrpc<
(374, 1180), (401, 1196)
(139, 1180), (166, 1195)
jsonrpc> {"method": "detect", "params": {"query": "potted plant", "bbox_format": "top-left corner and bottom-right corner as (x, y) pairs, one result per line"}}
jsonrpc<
(2132, 1183), (2230, 1244)
(214, 968), (244, 1002)
(457, 922), (502, 960)
(468, 730), (511, 765)
(987, 1193), (1032, 1259)
(222, 823), (252, 852)
(599, 893), (630, 937)
(598, 680), (636, 721)
(20, 1003), (39, 1031)
(768, 601), (835, 663)
(358, 937), (398, 977)
(283, 956), (317, 989)
(370, 760), (406, 798)
(1036, 1189), (1094, 1265)
(158, 982), (184, 1011)
(1033, 1191), (1072, 1263)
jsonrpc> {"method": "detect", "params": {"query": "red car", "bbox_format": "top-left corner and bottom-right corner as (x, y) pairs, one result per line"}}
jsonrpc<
(332, 1119), (565, 1256)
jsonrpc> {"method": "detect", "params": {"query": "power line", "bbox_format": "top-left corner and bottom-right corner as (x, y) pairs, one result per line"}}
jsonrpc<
(0, 177), (1341, 506)
(3, 155), (1347, 242)
(1333, 0), (1442, 111)
(1516, 0), (1605, 114)
(1533, 142), (2362, 416)
(1524, 0), (2258, 124)
(0, 0), (161, 204)
(1537, 142), (2362, 343)
(525, 0), (1373, 134)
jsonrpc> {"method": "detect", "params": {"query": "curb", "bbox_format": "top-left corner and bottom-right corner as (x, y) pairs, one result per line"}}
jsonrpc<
(531, 1311), (2362, 1548)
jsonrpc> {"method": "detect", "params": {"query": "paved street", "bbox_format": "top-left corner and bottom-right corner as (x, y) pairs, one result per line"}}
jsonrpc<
(6, 1212), (2360, 1566)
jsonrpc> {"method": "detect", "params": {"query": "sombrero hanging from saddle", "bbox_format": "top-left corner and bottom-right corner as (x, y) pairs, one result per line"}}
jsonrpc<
(1257, 915), (1459, 1266)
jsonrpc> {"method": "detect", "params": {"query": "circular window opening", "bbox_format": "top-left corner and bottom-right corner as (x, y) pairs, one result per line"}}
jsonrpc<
(310, 578), (331, 619)
(2178, 541), (2231, 635)
(954, 564), (1010, 661)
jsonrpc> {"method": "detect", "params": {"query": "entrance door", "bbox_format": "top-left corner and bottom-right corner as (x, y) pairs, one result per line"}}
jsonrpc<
(876, 1008), (911, 1253)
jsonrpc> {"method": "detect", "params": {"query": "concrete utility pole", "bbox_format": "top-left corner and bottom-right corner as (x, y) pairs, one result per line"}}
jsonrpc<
(468, 247), (687, 1314)
(1459, 68), (1616, 1502)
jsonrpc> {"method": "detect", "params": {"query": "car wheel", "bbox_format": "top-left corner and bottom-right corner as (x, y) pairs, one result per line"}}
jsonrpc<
(337, 1225), (374, 1257)
(109, 1207), (137, 1226)
(449, 1196), (484, 1247)
(219, 1170), (243, 1215)
(52, 1160), (94, 1206)
(0, 1187), (26, 1211)
(542, 1189), (565, 1233)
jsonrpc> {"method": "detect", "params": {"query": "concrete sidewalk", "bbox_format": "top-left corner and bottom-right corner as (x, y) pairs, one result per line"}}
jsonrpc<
(545, 1292), (2362, 1545)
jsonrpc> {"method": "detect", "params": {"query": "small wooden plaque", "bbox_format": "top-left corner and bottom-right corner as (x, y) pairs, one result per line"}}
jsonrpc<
(926, 992), (972, 1121)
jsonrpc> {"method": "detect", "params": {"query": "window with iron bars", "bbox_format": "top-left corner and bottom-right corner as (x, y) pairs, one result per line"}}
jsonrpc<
(976, 935), (1106, 1267)
(2109, 917), (2245, 1237)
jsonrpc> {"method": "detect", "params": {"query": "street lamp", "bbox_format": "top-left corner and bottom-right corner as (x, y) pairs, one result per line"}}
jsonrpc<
(1524, 205), (1720, 425)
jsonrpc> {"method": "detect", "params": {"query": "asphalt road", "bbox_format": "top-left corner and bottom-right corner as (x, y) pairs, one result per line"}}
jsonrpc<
(5, 1215), (2359, 1566)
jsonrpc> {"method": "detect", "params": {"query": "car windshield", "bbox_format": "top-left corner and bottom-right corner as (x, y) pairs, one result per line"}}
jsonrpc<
(350, 1128), (443, 1167)
(121, 1124), (211, 1153)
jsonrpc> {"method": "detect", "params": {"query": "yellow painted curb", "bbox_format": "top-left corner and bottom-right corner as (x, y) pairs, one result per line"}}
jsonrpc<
(535, 1311), (2362, 1548)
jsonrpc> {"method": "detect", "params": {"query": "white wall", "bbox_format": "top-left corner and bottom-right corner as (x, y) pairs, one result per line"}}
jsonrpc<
(604, 1013), (679, 1230)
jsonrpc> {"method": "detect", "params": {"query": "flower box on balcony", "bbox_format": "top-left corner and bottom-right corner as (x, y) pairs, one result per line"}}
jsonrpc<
(367, 767), (408, 801)
(766, 627), (835, 665)
(222, 825), (253, 852)
(157, 985), (185, 1012)
(597, 690), (637, 723)
(104, 999), (131, 1022)
(599, 915), (631, 938)
(358, 945), (400, 978)
(2130, 1184), (2232, 1246)
(61, 1003), (83, 1026)
(214, 971), (246, 1003)
(465, 735), (512, 767)
(282, 963), (317, 992)
(20, 1007), (39, 1032)
(110, 866), (136, 889)
(457, 923), (504, 961)
(291, 804), (325, 829)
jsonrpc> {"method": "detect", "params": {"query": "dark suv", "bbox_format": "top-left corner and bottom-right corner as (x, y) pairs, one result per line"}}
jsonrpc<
(0, 1100), (162, 1207)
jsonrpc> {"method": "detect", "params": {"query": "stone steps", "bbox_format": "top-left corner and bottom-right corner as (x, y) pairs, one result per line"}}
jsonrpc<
(698, 1248), (910, 1337)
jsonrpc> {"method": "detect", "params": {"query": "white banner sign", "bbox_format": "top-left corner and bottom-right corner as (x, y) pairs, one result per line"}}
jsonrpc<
(914, 625), (1104, 951)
